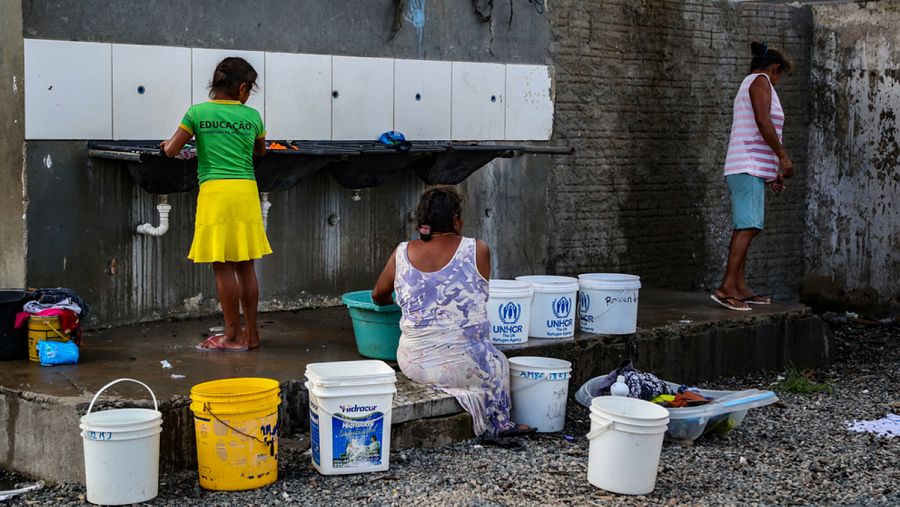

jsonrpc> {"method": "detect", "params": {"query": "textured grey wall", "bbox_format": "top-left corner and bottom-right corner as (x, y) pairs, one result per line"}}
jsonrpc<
(806, 2), (900, 302)
(17, 0), (862, 327)
(0, 1), (26, 287)
(546, 0), (813, 299)
(22, 0), (551, 63)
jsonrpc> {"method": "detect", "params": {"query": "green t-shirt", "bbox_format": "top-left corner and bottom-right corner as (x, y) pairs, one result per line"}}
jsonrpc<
(179, 100), (266, 184)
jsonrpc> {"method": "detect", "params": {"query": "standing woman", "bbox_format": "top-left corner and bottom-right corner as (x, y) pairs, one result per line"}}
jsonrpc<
(161, 57), (271, 350)
(372, 187), (535, 441)
(713, 42), (794, 311)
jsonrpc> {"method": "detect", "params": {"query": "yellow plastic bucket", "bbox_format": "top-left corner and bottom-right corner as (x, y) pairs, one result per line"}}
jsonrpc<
(189, 378), (281, 491)
(27, 315), (70, 363)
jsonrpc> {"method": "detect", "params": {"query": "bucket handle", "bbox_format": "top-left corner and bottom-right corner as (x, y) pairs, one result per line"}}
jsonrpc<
(585, 419), (613, 440)
(87, 378), (158, 415)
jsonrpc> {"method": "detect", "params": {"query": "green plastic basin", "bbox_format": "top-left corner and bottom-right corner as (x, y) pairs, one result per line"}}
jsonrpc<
(341, 290), (402, 361)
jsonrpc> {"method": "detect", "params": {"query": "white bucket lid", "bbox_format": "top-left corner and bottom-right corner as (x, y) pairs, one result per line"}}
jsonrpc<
(578, 273), (641, 290)
(80, 408), (162, 430)
(508, 356), (572, 373)
(305, 360), (397, 387)
(515, 275), (579, 294)
(489, 279), (534, 298)
(590, 396), (669, 422)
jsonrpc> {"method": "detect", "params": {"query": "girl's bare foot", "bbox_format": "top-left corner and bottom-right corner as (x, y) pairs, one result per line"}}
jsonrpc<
(196, 334), (248, 352)
(243, 326), (261, 349)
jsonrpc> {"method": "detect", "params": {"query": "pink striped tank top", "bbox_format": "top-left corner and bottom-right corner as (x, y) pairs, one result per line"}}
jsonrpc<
(723, 73), (784, 182)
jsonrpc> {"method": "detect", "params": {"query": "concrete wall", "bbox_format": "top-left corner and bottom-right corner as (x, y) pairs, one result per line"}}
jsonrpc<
(19, 0), (553, 326)
(806, 2), (900, 302)
(546, 0), (813, 299)
(0, 1), (26, 287)
(16, 0), (870, 326)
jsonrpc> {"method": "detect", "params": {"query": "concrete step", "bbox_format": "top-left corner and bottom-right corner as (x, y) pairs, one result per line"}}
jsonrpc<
(0, 289), (831, 483)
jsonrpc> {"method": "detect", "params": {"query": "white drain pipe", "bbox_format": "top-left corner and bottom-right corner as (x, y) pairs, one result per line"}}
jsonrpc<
(136, 195), (172, 236)
(260, 192), (272, 231)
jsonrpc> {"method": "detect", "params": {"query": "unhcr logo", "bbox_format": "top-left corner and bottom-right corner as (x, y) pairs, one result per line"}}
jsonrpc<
(498, 302), (522, 324)
(552, 297), (572, 319)
(580, 292), (591, 313)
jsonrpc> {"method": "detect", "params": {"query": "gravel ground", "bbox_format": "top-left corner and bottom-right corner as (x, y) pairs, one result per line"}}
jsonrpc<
(3, 322), (898, 506)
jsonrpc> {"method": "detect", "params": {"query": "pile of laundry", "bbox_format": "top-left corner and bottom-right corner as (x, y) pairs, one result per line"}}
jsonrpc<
(575, 360), (712, 406)
(576, 359), (778, 443)
(14, 288), (89, 346)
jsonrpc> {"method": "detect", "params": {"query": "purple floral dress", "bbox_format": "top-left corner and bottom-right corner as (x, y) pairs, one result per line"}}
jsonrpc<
(394, 237), (516, 438)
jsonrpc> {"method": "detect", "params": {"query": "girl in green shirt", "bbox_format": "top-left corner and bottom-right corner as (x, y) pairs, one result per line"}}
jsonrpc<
(161, 57), (271, 351)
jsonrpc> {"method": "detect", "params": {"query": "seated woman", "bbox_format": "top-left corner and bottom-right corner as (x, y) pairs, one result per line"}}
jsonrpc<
(372, 186), (534, 441)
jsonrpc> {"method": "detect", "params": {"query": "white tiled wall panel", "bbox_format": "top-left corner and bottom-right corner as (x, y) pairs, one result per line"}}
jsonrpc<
(394, 59), (451, 140)
(24, 39), (113, 139)
(451, 62), (506, 141)
(191, 48), (265, 111)
(505, 64), (553, 141)
(265, 52), (332, 140)
(332, 56), (394, 140)
(24, 39), (555, 142)
(112, 44), (192, 140)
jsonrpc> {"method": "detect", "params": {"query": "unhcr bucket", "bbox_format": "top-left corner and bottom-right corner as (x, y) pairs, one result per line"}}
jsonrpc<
(80, 378), (162, 506)
(305, 360), (397, 475)
(487, 280), (533, 345)
(587, 396), (669, 495)
(578, 274), (641, 334)
(508, 356), (572, 432)
(515, 276), (578, 339)
(190, 378), (281, 491)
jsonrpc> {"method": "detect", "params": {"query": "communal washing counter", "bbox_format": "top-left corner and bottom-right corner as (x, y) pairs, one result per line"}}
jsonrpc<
(87, 140), (572, 193)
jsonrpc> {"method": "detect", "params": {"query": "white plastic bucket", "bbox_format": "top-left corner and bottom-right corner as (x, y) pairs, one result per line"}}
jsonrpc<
(578, 273), (641, 334)
(508, 356), (572, 432)
(586, 396), (669, 495)
(80, 378), (162, 506)
(487, 280), (534, 345)
(305, 360), (397, 475)
(515, 275), (579, 339)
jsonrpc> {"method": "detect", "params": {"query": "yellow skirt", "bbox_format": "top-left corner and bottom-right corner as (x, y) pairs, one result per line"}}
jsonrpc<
(188, 179), (273, 263)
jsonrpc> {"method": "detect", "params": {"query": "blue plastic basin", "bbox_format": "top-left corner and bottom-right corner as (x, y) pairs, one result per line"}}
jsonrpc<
(341, 290), (402, 361)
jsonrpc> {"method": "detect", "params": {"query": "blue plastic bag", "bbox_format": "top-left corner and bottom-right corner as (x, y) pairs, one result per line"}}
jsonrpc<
(377, 131), (412, 152)
(37, 340), (79, 366)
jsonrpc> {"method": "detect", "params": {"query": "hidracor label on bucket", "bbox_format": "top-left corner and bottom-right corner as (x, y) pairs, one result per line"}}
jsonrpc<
(332, 411), (384, 469)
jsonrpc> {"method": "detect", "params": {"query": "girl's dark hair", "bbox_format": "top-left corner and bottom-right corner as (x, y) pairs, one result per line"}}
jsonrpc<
(415, 186), (463, 242)
(208, 57), (258, 99)
(749, 41), (794, 74)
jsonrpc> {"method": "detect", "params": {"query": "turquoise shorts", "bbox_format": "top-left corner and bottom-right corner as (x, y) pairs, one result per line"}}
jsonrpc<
(726, 173), (765, 230)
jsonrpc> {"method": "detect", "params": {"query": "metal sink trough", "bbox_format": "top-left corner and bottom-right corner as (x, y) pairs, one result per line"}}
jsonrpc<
(89, 141), (198, 194)
(88, 140), (571, 194)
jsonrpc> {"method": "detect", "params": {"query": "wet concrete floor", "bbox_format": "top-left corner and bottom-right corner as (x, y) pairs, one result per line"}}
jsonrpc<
(0, 289), (806, 401)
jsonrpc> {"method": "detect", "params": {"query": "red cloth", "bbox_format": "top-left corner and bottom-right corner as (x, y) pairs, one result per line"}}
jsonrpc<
(666, 391), (709, 408)
(14, 309), (82, 346)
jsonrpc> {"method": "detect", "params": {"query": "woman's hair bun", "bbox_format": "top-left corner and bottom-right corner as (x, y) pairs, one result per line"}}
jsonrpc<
(750, 41), (768, 57)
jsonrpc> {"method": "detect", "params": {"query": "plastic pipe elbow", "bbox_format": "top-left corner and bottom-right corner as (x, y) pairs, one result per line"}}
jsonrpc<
(136, 201), (172, 237)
